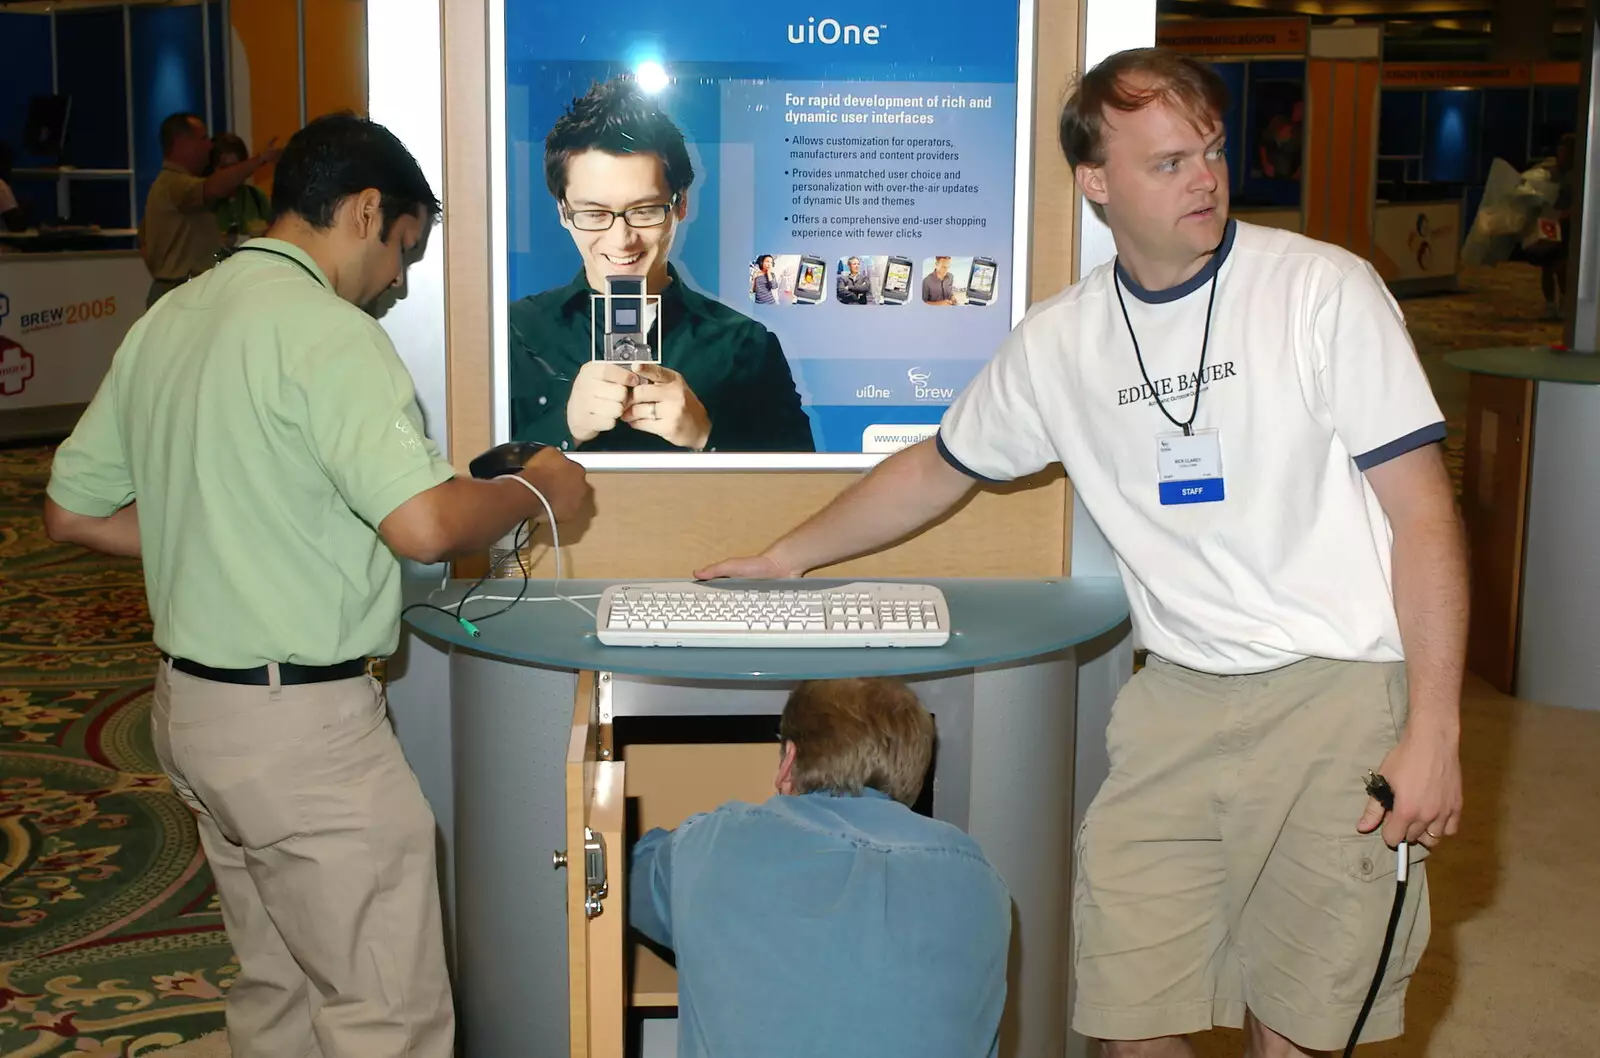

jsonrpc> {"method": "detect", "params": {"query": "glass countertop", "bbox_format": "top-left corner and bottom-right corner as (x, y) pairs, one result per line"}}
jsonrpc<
(1444, 346), (1600, 385)
(402, 577), (1130, 680)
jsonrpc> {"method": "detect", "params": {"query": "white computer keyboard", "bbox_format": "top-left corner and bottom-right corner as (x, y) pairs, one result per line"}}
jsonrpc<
(596, 581), (950, 648)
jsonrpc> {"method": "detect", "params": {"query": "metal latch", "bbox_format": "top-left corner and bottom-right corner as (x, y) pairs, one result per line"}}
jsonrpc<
(583, 826), (608, 919)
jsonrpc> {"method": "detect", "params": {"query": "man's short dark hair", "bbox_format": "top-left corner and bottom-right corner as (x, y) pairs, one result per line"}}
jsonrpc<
(271, 112), (441, 240)
(544, 77), (694, 203)
(160, 112), (203, 156)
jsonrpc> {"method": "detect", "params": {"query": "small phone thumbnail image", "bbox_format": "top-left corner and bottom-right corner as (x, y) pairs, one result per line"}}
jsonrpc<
(920, 255), (1000, 306)
(834, 254), (916, 306)
(750, 253), (830, 305)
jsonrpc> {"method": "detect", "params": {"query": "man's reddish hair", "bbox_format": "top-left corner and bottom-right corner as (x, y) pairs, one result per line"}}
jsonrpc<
(1059, 48), (1231, 168)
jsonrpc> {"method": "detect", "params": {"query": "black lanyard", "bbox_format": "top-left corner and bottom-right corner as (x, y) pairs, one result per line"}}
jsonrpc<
(230, 245), (328, 289)
(1113, 266), (1219, 437)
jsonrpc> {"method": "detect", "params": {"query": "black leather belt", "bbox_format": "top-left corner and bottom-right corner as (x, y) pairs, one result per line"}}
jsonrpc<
(162, 654), (371, 686)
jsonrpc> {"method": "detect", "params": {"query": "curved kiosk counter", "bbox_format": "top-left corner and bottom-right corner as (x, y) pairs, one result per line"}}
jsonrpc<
(404, 576), (1130, 1058)
(1447, 347), (1600, 710)
(0, 244), (149, 442)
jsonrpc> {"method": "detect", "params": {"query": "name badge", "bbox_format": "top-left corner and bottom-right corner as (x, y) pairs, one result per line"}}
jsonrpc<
(1157, 429), (1224, 505)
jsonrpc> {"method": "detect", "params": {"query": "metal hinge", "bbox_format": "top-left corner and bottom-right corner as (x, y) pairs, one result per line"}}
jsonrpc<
(583, 826), (608, 919)
(596, 672), (613, 758)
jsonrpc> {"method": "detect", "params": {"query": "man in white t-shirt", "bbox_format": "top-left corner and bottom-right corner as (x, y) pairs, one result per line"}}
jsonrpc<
(698, 47), (1465, 1058)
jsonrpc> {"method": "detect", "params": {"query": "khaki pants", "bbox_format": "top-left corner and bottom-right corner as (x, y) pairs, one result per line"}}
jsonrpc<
(1071, 657), (1431, 1052)
(151, 661), (455, 1058)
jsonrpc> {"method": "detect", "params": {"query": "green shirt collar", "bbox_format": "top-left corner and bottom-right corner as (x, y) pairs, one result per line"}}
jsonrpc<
(233, 237), (334, 290)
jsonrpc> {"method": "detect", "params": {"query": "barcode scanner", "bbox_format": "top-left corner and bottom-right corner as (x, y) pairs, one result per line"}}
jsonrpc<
(469, 441), (547, 480)
(1344, 771), (1409, 1057)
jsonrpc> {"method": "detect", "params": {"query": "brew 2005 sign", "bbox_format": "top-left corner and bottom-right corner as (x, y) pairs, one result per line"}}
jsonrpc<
(0, 253), (150, 409)
(17, 296), (119, 333)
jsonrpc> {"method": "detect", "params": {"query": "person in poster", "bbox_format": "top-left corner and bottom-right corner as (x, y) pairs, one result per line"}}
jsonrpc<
(507, 77), (816, 453)
(836, 256), (873, 305)
(750, 254), (781, 305)
(922, 256), (958, 305)
(1255, 97), (1303, 182)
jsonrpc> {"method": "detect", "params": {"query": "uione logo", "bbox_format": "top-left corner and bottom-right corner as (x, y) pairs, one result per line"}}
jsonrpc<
(787, 17), (883, 44)
(0, 337), (36, 397)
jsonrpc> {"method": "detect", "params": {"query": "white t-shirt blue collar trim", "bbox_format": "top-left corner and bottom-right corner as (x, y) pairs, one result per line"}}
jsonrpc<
(1115, 219), (1238, 305)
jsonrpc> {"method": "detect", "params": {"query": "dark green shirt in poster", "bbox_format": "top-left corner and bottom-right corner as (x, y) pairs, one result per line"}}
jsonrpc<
(507, 266), (816, 453)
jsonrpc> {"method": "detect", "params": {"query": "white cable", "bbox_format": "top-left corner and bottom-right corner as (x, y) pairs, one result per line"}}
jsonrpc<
(500, 474), (596, 618)
(438, 592), (603, 608)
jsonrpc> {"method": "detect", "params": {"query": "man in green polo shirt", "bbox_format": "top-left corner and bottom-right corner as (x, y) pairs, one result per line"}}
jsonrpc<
(508, 77), (816, 453)
(45, 114), (589, 1058)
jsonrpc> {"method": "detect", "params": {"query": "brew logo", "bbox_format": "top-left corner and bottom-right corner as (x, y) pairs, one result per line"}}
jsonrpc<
(907, 365), (953, 401)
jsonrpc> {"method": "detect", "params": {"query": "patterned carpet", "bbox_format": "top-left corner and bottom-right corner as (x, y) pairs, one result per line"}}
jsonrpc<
(0, 258), (1560, 1058)
(0, 446), (233, 1057)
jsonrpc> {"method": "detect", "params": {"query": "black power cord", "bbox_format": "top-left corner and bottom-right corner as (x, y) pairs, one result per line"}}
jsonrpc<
(1344, 771), (1409, 1057)
(400, 518), (533, 638)
(402, 444), (572, 637)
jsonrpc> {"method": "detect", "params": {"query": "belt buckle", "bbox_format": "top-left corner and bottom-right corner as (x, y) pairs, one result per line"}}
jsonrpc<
(365, 657), (387, 684)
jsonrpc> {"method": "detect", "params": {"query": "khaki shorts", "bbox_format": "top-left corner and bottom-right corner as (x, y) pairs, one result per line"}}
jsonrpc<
(1071, 656), (1431, 1051)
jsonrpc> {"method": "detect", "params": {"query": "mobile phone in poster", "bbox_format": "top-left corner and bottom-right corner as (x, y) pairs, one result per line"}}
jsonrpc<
(967, 257), (999, 305)
(882, 256), (914, 304)
(794, 256), (827, 304)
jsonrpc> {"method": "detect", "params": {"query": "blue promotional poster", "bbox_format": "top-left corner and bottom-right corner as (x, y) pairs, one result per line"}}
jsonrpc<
(494, 0), (1030, 464)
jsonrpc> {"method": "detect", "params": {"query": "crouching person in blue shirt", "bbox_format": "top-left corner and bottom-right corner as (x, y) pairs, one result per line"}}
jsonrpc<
(629, 677), (1012, 1058)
